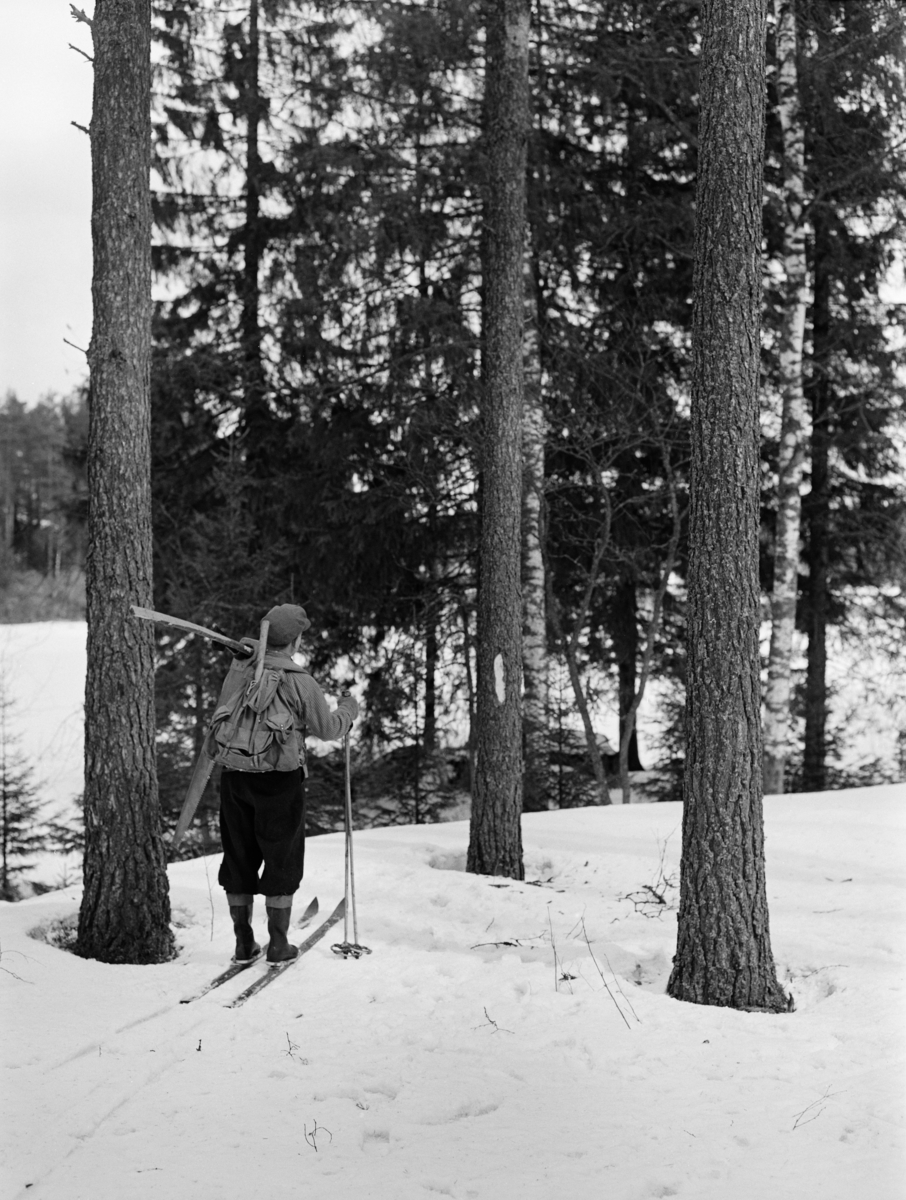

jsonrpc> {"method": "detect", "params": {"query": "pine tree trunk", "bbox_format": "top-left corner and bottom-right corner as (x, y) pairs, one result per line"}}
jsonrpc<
(467, 0), (530, 879)
(763, 0), (810, 796)
(802, 211), (831, 792)
(77, 0), (174, 964)
(521, 257), (550, 811)
(667, 0), (788, 1011)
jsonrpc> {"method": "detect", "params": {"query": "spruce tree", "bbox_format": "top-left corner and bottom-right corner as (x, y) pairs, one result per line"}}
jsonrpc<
(0, 689), (48, 901)
(152, 0), (484, 793)
(795, 0), (906, 790)
(141, 0), (906, 811)
(534, 1), (697, 796)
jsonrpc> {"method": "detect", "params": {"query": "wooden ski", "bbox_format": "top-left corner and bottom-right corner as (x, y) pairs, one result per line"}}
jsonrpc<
(225, 899), (346, 1008)
(171, 748), (216, 851)
(179, 898), (319, 1004)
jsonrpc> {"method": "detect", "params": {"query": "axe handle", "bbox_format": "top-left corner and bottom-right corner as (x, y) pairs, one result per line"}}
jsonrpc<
(254, 619), (269, 683)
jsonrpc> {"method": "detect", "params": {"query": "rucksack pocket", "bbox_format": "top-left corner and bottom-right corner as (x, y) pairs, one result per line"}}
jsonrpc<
(208, 673), (304, 772)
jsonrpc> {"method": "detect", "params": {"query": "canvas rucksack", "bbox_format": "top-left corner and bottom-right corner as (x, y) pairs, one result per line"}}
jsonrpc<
(208, 666), (306, 773)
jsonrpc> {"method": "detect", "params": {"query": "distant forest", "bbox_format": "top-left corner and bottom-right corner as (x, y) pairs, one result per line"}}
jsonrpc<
(2, 0), (904, 843)
(0, 393), (88, 620)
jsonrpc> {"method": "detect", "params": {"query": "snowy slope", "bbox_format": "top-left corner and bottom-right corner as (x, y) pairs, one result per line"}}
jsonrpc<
(1, 787), (903, 1200)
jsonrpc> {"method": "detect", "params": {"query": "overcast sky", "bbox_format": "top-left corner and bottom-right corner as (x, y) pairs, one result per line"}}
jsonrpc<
(1, 0), (94, 405)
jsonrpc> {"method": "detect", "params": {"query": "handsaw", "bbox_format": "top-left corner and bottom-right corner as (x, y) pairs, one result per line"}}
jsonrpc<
(131, 605), (253, 657)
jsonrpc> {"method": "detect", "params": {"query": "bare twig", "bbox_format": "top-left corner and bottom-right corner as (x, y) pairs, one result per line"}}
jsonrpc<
(68, 42), (93, 63)
(599, 946), (642, 1024)
(285, 1032), (307, 1062)
(303, 1120), (332, 1152)
(579, 920), (633, 1030)
(0, 942), (32, 984)
(69, 4), (93, 28)
(548, 905), (559, 991)
(786, 964), (848, 980)
(622, 831), (679, 917)
(792, 1086), (839, 1130)
(473, 1006), (514, 1034)
(70, 121), (90, 136)
(200, 847), (215, 942)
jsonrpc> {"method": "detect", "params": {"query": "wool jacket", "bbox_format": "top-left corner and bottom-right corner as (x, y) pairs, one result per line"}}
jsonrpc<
(206, 641), (357, 760)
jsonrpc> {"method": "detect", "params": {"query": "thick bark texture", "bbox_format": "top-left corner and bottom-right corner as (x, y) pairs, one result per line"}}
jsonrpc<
(667, 0), (788, 1011)
(764, 0), (810, 796)
(802, 212), (831, 792)
(468, 0), (530, 878)
(77, 0), (174, 963)
(521, 258), (550, 811)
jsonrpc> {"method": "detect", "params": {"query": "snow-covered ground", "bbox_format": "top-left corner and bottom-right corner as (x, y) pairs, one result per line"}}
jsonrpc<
(0, 622), (85, 816)
(1, 786), (904, 1200)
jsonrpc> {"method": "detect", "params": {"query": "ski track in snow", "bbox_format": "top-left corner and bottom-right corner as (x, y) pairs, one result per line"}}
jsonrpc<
(1, 787), (904, 1200)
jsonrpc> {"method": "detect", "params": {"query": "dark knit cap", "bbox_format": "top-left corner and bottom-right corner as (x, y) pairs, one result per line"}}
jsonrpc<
(264, 604), (311, 645)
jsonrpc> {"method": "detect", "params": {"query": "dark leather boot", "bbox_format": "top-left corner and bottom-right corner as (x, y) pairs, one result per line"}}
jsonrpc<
(229, 904), (261, 963)
(266, 905), (299, 965)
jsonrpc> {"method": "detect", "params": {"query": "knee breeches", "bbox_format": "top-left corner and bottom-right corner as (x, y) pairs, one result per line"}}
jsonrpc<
(217, 768), (306, 896)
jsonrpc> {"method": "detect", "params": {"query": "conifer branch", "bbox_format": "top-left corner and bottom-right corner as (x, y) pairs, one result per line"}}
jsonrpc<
(69, 5), (93, 29)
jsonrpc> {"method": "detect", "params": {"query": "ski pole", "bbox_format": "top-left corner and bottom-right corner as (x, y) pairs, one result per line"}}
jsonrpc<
(332, 727), (370, 958)
(345, 731), (359, 945)
(342, 732), (351, 944)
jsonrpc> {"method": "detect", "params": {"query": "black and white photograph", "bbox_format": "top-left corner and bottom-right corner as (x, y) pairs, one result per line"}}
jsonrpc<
(1, 0), (904, 1196)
